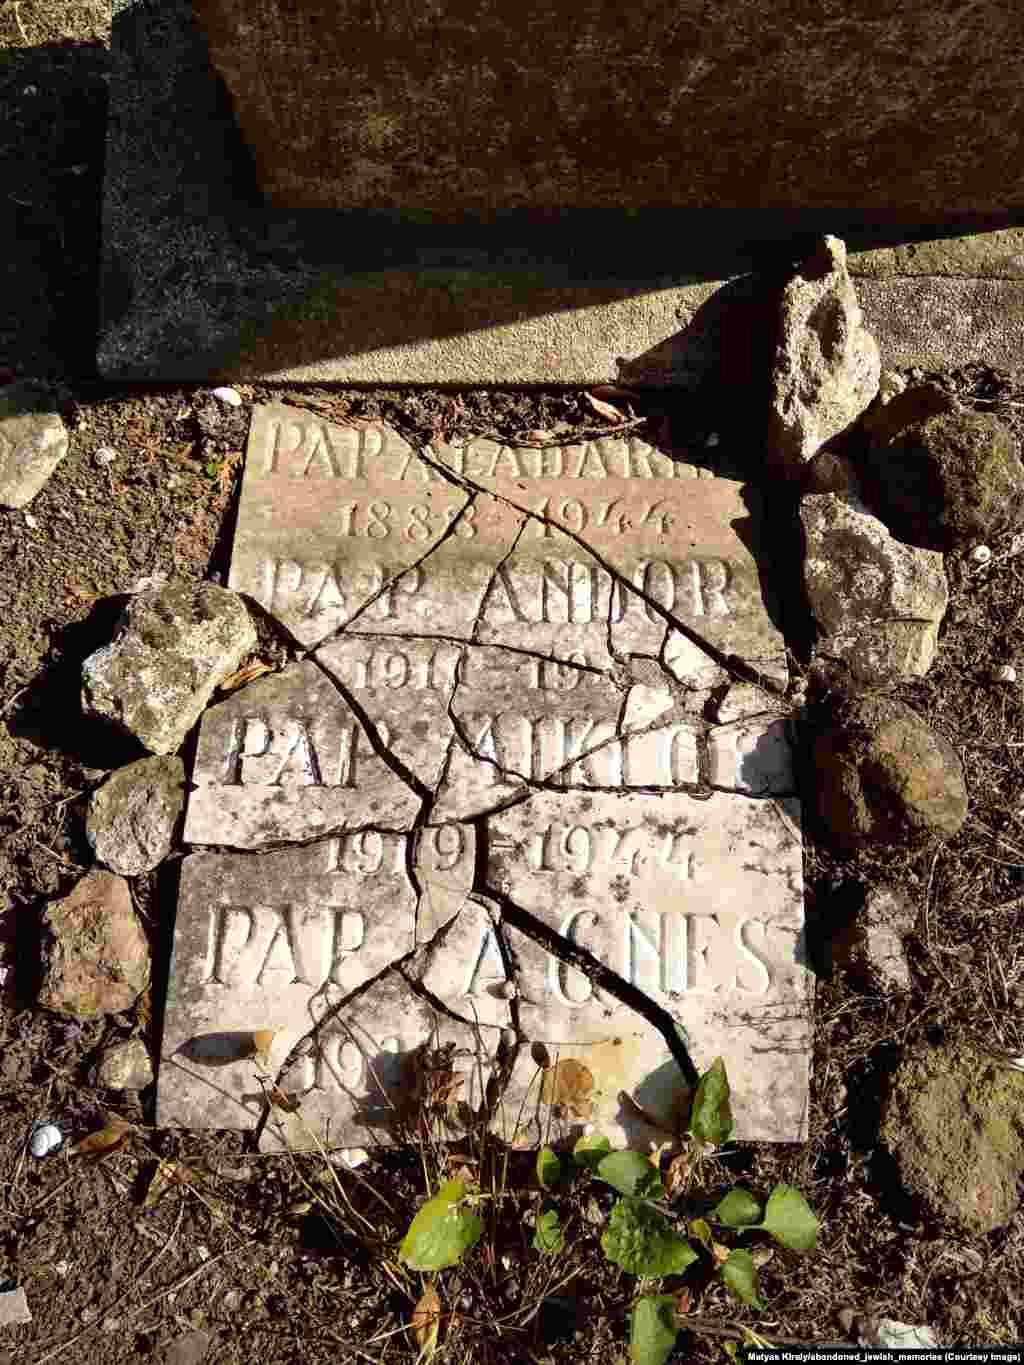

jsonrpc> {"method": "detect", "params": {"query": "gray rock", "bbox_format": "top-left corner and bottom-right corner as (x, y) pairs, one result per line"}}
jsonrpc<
(0, 1286), (31, 1327)
(811, 694), (968, 851)
(0, 381), (69, 508)
(86, 755), (186, 875)
(801, 492), (948, 683)
(830, 885), (915, 990)
(38, 870), (150, 1020)
(93, 1038), (154, 1091)
(863, 384), (1024, 549)
(81, 582), (257, 755)
(838, 1312), (938, 1350)
(767, 235), (881, 476)
(163, 1331), (213, 1365)
(879, 1039), (1024, 1234)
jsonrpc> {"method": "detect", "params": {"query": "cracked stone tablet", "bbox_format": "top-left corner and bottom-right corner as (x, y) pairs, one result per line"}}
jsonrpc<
(160, 406), (811, 1149)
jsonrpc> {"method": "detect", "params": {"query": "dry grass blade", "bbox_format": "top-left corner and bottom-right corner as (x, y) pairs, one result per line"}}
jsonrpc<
(410, 1284), (442, 1359)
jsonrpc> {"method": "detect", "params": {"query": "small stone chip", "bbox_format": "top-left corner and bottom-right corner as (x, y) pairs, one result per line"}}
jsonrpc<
(0, 1285), (31, 1326)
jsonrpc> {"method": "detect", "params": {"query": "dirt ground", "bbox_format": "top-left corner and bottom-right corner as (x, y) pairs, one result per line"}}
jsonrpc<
(3, 6), (1024, 1365)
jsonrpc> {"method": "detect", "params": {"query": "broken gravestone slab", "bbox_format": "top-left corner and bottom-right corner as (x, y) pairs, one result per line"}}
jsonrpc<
(160, 404), (808, 1148)
(426, 432), (790, 689)
(158, 834), (476, 1137)
(183, 658), (422, 847)
(227, 405), (474, 647)
(486, 790), (811, 1144)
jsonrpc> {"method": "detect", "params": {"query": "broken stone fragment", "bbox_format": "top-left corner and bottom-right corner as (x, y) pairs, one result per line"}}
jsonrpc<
(81, 582), (257, 755)
(93, 1037), (155, 1090)
(184, 659), (421, 847)
(767, 235), (881, 476)
(706, 715), (795, 795)
(38, 870), (150, 1020)
(829, 885), (915, 990)
(879, 1038), (1024, 1234)
(262, 957), (515, 1153)
(227, 404), (474, 647)
(487, 788), (811, 1144)
(714, 681), (788, 723)
(86, 755), (187, 875)
(811, 695), (968, 850)
(800, 492), (948, 683)
(0, 380), (69, 508)
(862, 385), (1024, 550)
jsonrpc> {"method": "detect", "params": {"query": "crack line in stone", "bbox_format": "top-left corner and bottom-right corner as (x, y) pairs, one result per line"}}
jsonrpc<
(341, 629), (612, 678)
(415, 457), (788, 694)
(484, 882), (701, 1093)
(309, 654), (433, 803)
(309, 490), (479, 647)
(184, 823), (417, 858)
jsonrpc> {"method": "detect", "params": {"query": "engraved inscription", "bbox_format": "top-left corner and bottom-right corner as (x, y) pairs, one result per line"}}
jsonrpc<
(262, 418), (422, 480)
(431, 436), (716, 481)
(260, 559), (427, 622)
(525, 822), (699, 876)
(324, 642), (461, 692)
(463, 714), (699, 787)
(203, 904), (318, 988)
(530, 497), (673, 536)
(223, 715), (381, 788)
(334, 501), (476, 541)
(541, 909), (774, 1006)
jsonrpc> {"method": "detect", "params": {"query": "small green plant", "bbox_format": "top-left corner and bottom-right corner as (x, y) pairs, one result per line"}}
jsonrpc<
(396, 1055), (819, 1364)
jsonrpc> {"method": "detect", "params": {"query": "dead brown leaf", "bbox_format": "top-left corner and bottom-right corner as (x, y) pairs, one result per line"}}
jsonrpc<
(71, 1117), (134, 1158)
(584, 392), (626, 424)
(410, 1284), (441, 1357)
(664, 1152), (691, 1200)
(676, 1287), (692, 1315)
(141, 1159), (197, 1207)
(425, 1071), (465, 1105)
(269, 1085), (301, 1113)
(218, 660), (274, 694)
(540, 1059), (594, 1117)
(711, 1240), (731, 1267)
(251, 1029), (275, 1066)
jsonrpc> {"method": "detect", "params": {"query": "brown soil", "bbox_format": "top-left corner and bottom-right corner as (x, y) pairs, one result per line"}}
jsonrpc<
(3, 6), (1024, 1364)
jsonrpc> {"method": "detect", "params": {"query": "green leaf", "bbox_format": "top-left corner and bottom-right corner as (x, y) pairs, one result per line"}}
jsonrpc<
(204, 461), (220, 477)
(688, 1216), (713, 1248)
(573, 1132), (612, 1171)
(757, 1183), (818, 1253)
(602, 1197), (699, 1277)
(713, 1187), (763, 1229)
(688, 1057), (734, 1147)
(719, 1248), (765, 1309)
(596, 1150), (663, 1199)
(398, 1179), (483, 1271)
(630, 1293), (680, 1365)
(533, 1208), (564, 1255)
(537, 1146), (562, 1191)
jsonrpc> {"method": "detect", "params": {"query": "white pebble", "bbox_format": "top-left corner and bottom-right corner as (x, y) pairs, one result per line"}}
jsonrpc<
(29, 1122), (63, 1158)
(994, 665), (1018, 684)
(23, 513), (37, 529)
(704, 432), (720, 447)
(336, 1147), (370, 1169)
(94, 446), (116, 467)
(212, 386), (242, 407)
(970, 544), (992, 565)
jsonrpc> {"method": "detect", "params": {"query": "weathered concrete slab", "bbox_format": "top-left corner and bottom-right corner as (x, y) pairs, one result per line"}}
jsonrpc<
(100, 3), (1024, 385)
(197, 0), (1024, 220)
